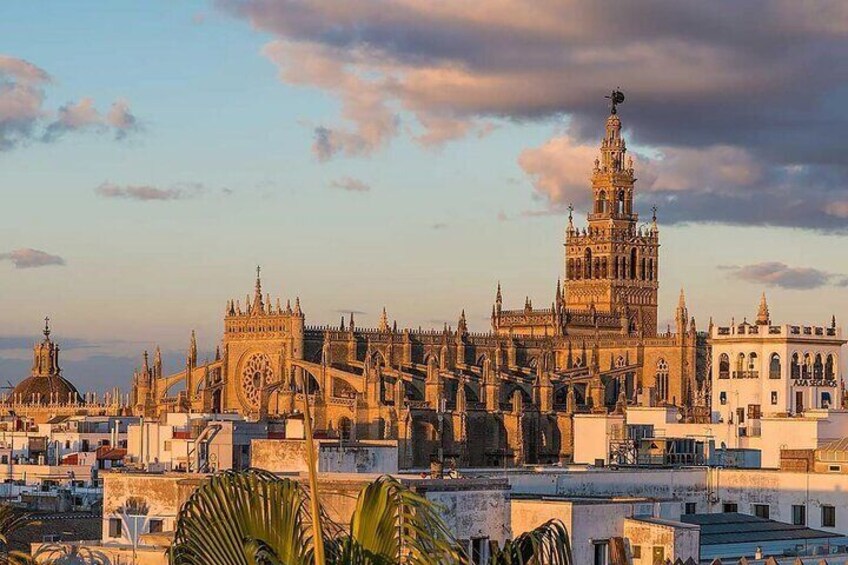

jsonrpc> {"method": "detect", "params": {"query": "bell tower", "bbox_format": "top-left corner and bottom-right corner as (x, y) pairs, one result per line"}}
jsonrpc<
(564, 91), (660, 335)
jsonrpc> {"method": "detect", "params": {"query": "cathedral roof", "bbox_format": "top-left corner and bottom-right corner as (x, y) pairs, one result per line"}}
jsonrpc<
(11, 374), (81, 405)
(9, 318), (82, 405)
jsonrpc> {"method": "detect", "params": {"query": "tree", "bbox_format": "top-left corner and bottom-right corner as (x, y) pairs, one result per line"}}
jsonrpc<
(168, 468), (572, 565)
(0, 504), (30, 565)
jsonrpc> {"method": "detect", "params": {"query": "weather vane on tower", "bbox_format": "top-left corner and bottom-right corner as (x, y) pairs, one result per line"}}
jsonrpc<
(605, 88), (625, 114)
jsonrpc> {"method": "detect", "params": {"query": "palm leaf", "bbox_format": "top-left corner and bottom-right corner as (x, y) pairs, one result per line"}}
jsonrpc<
(488, 519), (572, 565)
(169, 469), (316, 565)
(0, 505), (30, 565)
(343, 475), (464, 565)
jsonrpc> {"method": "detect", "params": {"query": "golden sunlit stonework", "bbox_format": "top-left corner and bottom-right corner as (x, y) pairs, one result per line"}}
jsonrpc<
(124, 104), (705, 468)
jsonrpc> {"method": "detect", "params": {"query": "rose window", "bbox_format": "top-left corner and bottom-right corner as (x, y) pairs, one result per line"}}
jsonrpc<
(241, 353), (272, 409)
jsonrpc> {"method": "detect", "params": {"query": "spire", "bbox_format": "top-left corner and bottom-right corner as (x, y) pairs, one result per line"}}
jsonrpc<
(294, 297), (302, 316)
(43, 316), (51, 339)
(251, 266), (264, 314)
(142, 350), (150, 375)
(495, 281), (502, 307)
(188, 330), (197, 365)
(340, 315), (345, 331)
(349, 312), (355, 331)
(458, 309), (468, 335)
(567, 204), (574, 231)
(378, 307), (389, 332)
(678, 288), (687, 311)
(756, 292), (770, 326)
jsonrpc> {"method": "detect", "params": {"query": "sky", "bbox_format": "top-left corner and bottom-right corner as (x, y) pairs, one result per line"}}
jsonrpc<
(2, 1), (848, 392)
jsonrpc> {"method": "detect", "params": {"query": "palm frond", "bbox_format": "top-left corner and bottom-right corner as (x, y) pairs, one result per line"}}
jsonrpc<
(169, 468), (316, 565)
(345, 475), (464, 565)
(488, 519), (572, 565)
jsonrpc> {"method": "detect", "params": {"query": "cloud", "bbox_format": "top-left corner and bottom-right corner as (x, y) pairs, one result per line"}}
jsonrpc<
(0, 54), (139, 150)
(219, 1), (848, 231)
(722, 261), (847, 290)
(431, 222), (448, 230)
(95, 182), (218, 201)
(0, 248), (65, 269)
(329, 176), (371, 192)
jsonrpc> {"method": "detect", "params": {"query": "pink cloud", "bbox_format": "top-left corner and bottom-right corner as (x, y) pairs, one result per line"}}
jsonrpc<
(0, 54), (139, 149)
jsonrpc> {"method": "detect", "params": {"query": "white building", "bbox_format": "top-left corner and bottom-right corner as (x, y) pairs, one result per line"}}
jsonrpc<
(126, 413), (271, 472)
(710, 294), (845, 433)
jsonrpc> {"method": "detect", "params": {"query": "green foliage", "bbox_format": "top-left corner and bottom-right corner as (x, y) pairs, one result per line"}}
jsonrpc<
(487, 520), (572, 565)
(168, 469), (572, 565)
(0, 504), (31, 565)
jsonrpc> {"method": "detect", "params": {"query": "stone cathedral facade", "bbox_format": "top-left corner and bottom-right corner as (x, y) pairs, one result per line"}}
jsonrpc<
(130, 104), (705, 468)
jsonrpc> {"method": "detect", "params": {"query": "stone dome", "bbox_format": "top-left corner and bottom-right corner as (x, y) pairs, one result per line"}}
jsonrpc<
(11, 375), (80, 405)
(8, 318), (81, 405)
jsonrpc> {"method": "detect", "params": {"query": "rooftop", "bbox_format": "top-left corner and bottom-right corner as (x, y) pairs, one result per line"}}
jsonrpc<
(681, 512), (842, 545)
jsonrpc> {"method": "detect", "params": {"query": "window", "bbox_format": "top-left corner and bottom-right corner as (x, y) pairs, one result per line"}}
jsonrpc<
(753, 504), (770, 519)
(769, 353), (781, 379)
(822, 392), (832, 409)
(719, 354), (730, 379)
(747, 404), (761, 420)
(825, 355), (835, 380)
(108, 518), (122, 538)
(632, 545), (641, 559)
(164, 440), (173, 452)
(736, 353), (745, 376)
(149, 519), (164, 534)
(684, 502), (697, 515)
(792, 505), (806, 526)
(0, 456), (6, 465)
(655, 359), (669, 402)
(720, 392), (727, 406)
(771, 391), (778, 405)
(593, 540), (609, 565)
(723, 502), (738, 513)
(791, 353), (800, 379)
(470, 537), (489, 565)
(829, 465), (841, 473)
(64, 440), (71, 450)
(822, 505), (836, 528)
(814, 354), (824, 379)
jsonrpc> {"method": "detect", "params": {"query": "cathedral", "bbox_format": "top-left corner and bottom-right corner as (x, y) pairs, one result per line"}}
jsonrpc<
(127, 97), (706, 467)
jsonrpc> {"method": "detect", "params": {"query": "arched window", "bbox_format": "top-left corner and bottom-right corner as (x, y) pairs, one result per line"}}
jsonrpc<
(719, 354), (730, 379)
(647, 258), (654, 281)
(826, 354), (835, 380)
(791, 353), (800, 379)
(630, 248), (638, 279)
(814, 354), (824, 379)
(736, 353), (745, 377)
(656, 359), (669, 402)
(584, 248), (592, 279)
(600, 257), (608, 278)
(640, 257), (646, 280)
(338, 417), (353, 441)
(822, 392), (833, 409)
(617, 190), (625, 215)
(574, 259), (582, 280)
(803, 353), (812, 379)
(769, 353), (781, 379)
(748, 352), (758, 376)
(593, 257), (601, 279)
(597, 190), (607, 214)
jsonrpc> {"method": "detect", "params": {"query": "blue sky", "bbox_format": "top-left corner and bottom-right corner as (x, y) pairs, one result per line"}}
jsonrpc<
(2, 1), (847, 392)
